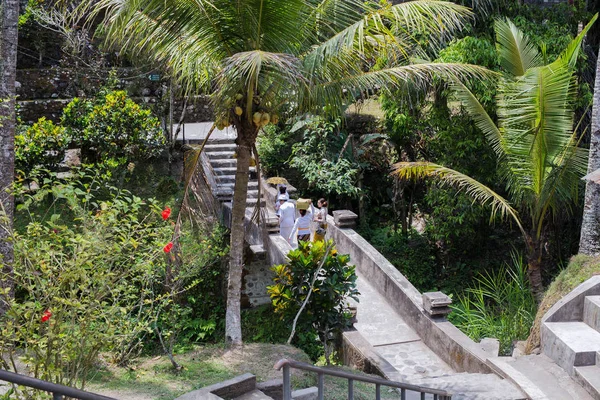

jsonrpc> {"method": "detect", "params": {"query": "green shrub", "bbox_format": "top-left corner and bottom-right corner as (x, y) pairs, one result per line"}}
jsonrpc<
(15, 117), (70, 175)
(0, 171), (225, 392)
(268, 240), (359, 363)
(62, 91), (165, 163)
(449, 253), (537, 355)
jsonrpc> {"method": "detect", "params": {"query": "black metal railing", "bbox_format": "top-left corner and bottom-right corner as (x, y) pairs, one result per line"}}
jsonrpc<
(275, 358), (451, 400)
(0, 369), (117, 400)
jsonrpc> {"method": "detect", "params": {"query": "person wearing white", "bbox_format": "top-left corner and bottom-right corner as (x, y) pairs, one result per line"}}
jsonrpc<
(274, 185), (290, 212)
(290, 203), (315, 243)
(313, 198), (328, 242)
(276, 195), (295, 244)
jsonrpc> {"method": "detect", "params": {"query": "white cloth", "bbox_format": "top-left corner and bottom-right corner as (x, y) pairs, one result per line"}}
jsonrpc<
(290, 213), (312, 240)
(274, 192), (290, 211)
(277, 201), (296, 243)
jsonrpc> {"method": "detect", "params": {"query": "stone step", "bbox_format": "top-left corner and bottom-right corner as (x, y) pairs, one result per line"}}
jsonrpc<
(215, 189), (259, 200)
(584, 296), (600, 333)
(217, 181), (259, 191)
(207, 151), (235, 160)
(498, 354), (595, 400)
(204, 143), (237, 152)
(233, 389), (274, 400)
(213, 167), (257, 176)
(575, 365), (600, 400)
(411, 372), (527, 400)
(542, 322), (600, 375)
(211, 159), (237, 168)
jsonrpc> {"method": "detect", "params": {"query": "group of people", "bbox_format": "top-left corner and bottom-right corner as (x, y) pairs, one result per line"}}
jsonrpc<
(274, 185), (328, 246)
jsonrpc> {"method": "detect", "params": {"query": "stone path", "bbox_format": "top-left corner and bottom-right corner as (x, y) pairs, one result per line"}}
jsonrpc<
(352, 273), (527, 400)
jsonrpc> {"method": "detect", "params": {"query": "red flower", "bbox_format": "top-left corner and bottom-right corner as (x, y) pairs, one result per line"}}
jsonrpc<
(41, 309), (52, 323)
(161, 207), (171, 221)
(163, 242), (173, 253)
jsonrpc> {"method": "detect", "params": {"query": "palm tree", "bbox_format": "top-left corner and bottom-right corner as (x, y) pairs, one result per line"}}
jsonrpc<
(394, 16), (597, 299)
(579, 45), (600, 256)
(97, 0), (489, 346)
(0, 0), (19, 314)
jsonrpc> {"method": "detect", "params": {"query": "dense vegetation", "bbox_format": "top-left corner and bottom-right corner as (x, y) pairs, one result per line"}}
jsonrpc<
(2, 0), (599, 390)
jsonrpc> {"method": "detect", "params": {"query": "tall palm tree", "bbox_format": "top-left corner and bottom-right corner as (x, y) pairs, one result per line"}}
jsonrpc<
(394, 16), (597, 299)
(579, 46), (600, 256)
(0, 0), (19, 314)
(97, 0), (488, 346)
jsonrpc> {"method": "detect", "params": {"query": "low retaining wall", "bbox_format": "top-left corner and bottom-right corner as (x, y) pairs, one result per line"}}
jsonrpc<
(326, 217), (493, 374)
(542, 275), (600, 324)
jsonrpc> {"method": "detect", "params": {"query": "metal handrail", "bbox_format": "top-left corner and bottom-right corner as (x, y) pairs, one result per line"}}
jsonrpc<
(274, 358), (451, 400)
(0, 369), (117, 400)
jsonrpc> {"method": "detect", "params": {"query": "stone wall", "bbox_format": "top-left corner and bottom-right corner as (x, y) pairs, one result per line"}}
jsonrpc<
(16, 67), (214, 124)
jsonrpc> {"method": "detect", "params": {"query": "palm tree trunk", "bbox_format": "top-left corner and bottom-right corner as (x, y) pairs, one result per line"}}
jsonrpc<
(526, 235), (544, 301)
(225, 130), (252, 347)
(0, 0), (19, 314)
(580, 47), (600, 255)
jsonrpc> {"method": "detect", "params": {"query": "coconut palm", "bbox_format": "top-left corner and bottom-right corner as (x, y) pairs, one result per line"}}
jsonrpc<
(97, 0), (490, 346)
(394, 16), (597, 299)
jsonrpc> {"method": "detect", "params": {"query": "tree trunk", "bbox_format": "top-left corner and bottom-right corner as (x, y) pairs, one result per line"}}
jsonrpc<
(526, 236), (544, 301)
(580, 46), (600, 255)
(0, 0), (19, 314)
(225, 127), (252, 347)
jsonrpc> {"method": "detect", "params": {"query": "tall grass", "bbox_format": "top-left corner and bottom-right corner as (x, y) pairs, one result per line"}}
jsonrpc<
(448, 252), (537, 355)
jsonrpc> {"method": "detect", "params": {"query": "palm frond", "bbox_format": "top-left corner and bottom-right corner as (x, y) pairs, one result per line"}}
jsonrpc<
(552, 13), (597, 70)
(449, 79), (503, 156)
(393, 161), (525, 235)
(495, 18), (542, 76)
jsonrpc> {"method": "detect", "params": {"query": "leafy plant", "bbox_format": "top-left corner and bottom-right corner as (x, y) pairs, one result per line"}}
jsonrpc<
(267, 240), (359, 364)
(449, 253), (537, 355)
(15, 117), (70, 175)
(62, 90), (165, 163)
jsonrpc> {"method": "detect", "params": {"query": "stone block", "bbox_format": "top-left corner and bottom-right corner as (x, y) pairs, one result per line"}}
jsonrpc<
(332, 210), (358, 228)
(257, 379), (283, 400)
(422, 292), (452, 318)
(584, 296), (600, 333)
(542, 322), (600, 375)
(250, 244), (267, 260)
(479, 338), (500, 357)
(291, 387), (318, 400)
(174, 373), (255, 400)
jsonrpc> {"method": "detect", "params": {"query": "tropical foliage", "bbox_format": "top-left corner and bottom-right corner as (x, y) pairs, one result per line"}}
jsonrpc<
(96, 0), (489, 345)
(393, 15), (597, 298)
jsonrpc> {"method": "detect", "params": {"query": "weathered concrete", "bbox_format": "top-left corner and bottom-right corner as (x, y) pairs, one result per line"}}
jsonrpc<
(543, 276), (600, 324)
(574, 365), (600, 400)
(584, 296), (600, 332)
(256, 379), (283, 400)
(290, 387), (317, 400)
(542, 322), (600, 375)
(233, 389), (274, 399)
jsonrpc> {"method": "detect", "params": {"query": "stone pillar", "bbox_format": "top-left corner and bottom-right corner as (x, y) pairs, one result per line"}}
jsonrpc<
(422, 292), (452, 319)
(333, 210), (358, 229)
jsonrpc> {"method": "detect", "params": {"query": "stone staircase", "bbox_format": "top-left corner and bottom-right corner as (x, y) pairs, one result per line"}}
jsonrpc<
(541, 277), (600, 399)
(204, 139), (263, 208)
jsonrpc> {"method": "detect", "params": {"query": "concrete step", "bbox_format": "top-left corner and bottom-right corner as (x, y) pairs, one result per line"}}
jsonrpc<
(215, 189), (259, 200)
(211, 159), (237, 168)
(575, 365), (600, 400)
(217, 181), (259, 191)
(233, 389), (274, 400)
(411, 372), (527, 400)
(500, 354), (594, 400)
(584, 296), (600, 333)
(542, 322), (600, 375)
(204, 143), (237, 152)
(213, 167), (256, 176)
(207, 151), (235, 160)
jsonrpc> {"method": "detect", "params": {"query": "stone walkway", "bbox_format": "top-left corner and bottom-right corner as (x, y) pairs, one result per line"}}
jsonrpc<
(352, 273), (527, 399)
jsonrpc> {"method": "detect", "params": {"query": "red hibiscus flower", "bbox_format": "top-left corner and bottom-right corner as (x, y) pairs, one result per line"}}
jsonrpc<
(163, 242), (173, 253)
(41, 309), (52, 323)
(161, 207), (171, 221)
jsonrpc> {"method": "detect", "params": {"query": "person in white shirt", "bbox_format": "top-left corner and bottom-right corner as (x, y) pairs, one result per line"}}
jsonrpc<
(276, 195), (296, 244)
(290, 203), (314, 243)
(274, 185), (289, 212)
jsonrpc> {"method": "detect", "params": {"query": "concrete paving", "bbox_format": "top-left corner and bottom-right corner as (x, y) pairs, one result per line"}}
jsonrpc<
(352, 271), (526, 399)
